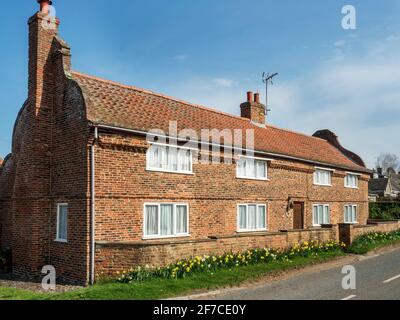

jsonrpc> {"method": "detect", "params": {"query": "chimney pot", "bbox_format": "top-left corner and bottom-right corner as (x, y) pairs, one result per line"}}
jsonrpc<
(254, 93), (260, 103)
(37, 0), (53, 12)
(247, 91), (254, 102)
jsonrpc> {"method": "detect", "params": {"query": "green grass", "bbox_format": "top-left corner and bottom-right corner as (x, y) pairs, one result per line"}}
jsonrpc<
(0, 251), (342, 300)
(347, 230), (400, 255)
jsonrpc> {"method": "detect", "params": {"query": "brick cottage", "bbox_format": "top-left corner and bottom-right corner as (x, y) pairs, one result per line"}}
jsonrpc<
(0, 1), (372, 285)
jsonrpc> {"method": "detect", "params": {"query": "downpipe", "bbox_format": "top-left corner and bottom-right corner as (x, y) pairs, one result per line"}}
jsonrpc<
(90, 126), (98, 285)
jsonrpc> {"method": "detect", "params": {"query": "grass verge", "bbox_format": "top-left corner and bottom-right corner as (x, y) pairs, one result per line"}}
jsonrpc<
(347, 230), (400, 255)
(0, 251), (343, 300)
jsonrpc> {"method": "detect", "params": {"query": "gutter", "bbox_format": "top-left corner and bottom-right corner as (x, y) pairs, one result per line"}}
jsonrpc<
(89, 123), (371, 174)
(90, 126), (98, 285)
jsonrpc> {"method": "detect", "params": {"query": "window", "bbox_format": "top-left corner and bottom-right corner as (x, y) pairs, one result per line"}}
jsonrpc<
(237, 157), (268, 180)
(312, 204), (330, 226)
(56, 204), (68, 242)
(345, 174), (359, 188)
(146, 144), (193, 174)
(238, 204), (267, 232)
(144, 203), (189, 239)
(314, 169), (332, 186)
(344, 205), (358, 223)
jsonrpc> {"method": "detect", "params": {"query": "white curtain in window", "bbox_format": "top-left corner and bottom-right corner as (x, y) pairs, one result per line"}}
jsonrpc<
(313, 206), (318, 225)
(176, 205), (188, 234)
(248, 205), (257, 230)
(160, 204), (173, 236)
(318, 205), (324, 224)
(238, 159), (246, 177)
(145, 205), (158, 236)
(257, 206), (266, 229)
(345, 206), (350, 223)
(323, 205), (330, 224)
(147, 145), (157, 169)
(239, 205), (247, 230)
(167, 147), (178, 171)
(352, 206), (357, 222)
(256, 161), (266, 179)
(178, 149), (191, 172)
(58, 205), (68, 240)
(246, 159), (256, 178)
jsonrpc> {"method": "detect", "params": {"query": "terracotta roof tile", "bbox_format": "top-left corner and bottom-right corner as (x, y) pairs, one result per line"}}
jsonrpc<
(71, 71), (368, 173)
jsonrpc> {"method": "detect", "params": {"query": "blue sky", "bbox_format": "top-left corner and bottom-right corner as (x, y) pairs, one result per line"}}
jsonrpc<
(1, 0), (399, 168)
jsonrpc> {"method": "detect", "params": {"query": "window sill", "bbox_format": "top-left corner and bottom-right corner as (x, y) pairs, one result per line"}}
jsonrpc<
(146, 168), (194, 176)
(237, 229), (268, 233)
(236, 176), (269, 182)
(142, 234), (191, 241)
(55, 239), (68, 244)
(345, 186), (359, 189)
(313, 183), (332, 187)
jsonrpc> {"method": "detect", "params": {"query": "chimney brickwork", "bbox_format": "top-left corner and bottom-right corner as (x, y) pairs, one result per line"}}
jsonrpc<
(240, 91), (266, 125)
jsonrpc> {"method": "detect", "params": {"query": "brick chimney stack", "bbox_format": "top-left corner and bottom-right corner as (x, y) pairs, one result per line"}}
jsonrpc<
(240, 91), (266, 125)
(28, 0), (59, 109)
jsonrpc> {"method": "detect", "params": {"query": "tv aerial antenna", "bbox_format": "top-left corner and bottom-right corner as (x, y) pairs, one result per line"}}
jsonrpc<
(262, 72), (278, 116)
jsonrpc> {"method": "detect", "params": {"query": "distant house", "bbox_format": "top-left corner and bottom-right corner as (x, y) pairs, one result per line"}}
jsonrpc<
(369, 168), (400, 201)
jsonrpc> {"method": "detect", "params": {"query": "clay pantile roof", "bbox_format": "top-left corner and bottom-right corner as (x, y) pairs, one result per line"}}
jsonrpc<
(71, 71), (368, 173)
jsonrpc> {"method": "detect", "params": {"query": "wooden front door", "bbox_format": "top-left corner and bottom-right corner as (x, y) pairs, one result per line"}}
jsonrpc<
(293, 202), (304, 230)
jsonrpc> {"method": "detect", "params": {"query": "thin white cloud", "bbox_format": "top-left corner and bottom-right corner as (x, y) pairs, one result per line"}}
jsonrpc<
(212, 78), (234, 88)
(386, 35), (400, 41)
(173, 54), (187, 61)
(334, 40), (346, 47)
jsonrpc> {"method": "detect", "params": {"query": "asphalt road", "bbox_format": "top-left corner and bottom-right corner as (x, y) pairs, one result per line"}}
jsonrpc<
(200, 248), (400, 300)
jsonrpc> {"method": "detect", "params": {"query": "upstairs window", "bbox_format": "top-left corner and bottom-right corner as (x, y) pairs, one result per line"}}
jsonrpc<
(314, 169), (332, 186)
(313, 204), (330, 226)
(238, 204), (267, 232)
(56, 204), (68, 242)
(344, 205), (358, 223)
(237, 157), (268, 180)
(345, 174), (359, 189)
(147, 144), (193, 174)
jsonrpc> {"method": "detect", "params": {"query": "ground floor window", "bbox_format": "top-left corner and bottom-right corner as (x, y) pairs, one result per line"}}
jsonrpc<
(237, 204), (267, 232)
(56, 203), (68, 242)
(144, 203), (189, 239)
(344, 205), (358, 223)
(312, 204), (330, 226)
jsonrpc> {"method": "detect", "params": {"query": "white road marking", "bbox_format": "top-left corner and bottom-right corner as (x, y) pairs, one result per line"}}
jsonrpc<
(383, 274), (400, 284)
(342, 295), (357, 300)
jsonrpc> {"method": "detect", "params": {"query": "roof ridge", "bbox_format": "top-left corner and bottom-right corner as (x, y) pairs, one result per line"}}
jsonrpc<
(71, 71), (329, 143)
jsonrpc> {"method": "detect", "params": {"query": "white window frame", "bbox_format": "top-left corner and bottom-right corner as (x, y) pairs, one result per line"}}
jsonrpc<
(146, 143), (194, 175)
(344, 173), (360, 189)
(56, 203), (68, 243)
(237, 203), (268, 232)
(312, 204), (331, 227)
(236, 156), (270, 181)
(313, 168), (334, 186)
(143, 203), (190, 240)
(344, 205), (358, 224)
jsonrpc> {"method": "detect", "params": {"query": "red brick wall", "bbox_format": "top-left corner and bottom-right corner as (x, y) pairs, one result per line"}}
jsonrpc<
(95, 228), (336, 278)
(93, 133), (369, 244)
